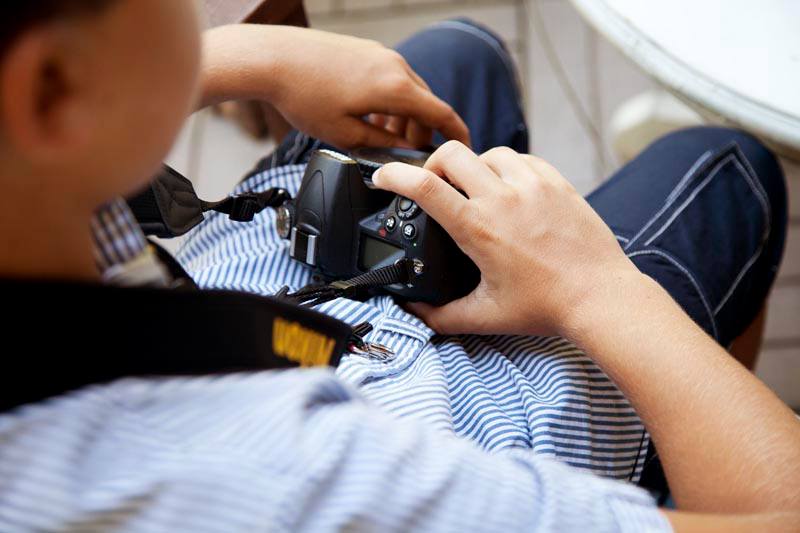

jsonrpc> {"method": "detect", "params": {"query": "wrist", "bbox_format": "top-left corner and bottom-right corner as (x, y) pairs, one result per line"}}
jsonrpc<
(558, 265), (662, 345)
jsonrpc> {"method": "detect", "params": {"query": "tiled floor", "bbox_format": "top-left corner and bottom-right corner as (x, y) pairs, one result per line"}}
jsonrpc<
(169, 0), (799, 407)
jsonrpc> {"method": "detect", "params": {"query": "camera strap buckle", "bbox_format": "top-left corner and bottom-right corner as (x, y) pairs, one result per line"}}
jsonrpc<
(127, 164), (292, 238)
(346, 322), (395, 362)
(204, 188), (291, 223)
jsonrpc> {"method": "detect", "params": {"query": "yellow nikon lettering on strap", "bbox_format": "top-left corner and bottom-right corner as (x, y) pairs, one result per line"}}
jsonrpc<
(272, 318), (336, 367)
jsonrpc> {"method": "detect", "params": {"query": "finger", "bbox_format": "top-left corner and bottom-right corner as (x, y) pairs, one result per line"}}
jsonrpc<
(369, 113), (388, 128)
(342, 117), (414, 150)
(521, 154), (566, 186)
(386, 116), (408, 137)
(406, 290), (489, 335)
(409, 88), (471, 146)
(480, 147), (534, 185)
(399, 69), (438, 148)
(378, 84), (471, 147)
(424, 141), (502, 198)
(392, 51), (432, 93)
(404, 64), (431, 91)
(372, 162), (472, 243)
(405, 119), (433, 149)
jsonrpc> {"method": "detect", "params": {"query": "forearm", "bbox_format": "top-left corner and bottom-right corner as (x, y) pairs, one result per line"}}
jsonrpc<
(665, 510), (800, 532)
(196, 24), (469, 148)
(198, 24), (284, 109)
(563, 269), (800, 513)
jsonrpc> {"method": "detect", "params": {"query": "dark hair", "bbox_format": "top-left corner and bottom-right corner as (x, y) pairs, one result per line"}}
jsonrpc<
(0, 1), (117, 53)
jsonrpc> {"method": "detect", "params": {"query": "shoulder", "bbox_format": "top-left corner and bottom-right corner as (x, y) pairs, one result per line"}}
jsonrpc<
(1, 369), (361, 438)
(0, 369), (374, 481)
(0, 370), (374, 531)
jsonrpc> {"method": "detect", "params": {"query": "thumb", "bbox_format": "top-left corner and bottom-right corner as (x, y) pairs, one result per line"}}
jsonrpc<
(406, 290), (487, 335)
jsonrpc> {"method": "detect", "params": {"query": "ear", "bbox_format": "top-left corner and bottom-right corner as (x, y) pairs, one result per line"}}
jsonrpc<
(0, 25), (92, 164)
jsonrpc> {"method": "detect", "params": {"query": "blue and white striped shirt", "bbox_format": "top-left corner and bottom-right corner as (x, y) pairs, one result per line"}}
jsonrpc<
(179, 164), (653, 479)
(0, 165), (671, 532)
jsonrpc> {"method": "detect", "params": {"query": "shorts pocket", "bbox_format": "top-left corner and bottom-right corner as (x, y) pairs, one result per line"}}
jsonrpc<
(626, 143), (770, 316)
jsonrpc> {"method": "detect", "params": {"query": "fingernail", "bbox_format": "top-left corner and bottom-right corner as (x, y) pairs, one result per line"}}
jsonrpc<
(372, 167), (384, 186)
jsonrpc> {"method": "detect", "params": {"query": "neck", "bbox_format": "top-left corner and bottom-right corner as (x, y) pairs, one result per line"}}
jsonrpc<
(0, 172), (100, 282)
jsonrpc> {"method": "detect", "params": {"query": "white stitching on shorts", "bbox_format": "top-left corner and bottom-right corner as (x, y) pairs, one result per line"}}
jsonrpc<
(627, 249), (719, 340)
(714, 242), (765, 316)
(624, 150), (714, 251)
(666, 150), (713, 204)
(615, 235), (630, 243)
(736, 145), (772, 217)
(733, 157), (771, 229)
(712, 154), (772, 315)
(643, 154), (735, 246)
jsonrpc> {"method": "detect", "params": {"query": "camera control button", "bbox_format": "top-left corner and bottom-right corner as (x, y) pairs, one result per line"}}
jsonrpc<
(396, 197), (420, 220)
(402, 223), (417, 240)
(384, 216), (398, 232)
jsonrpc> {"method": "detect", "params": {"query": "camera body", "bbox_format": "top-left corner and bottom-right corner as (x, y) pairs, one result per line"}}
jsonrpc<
(277, 148), (479, 304)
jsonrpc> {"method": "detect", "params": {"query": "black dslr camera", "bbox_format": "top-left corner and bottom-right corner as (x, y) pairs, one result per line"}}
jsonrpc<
(275, 148), (479, 305)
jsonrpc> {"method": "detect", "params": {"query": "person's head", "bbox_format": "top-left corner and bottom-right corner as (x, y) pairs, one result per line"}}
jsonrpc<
(0, 0), (201, 210)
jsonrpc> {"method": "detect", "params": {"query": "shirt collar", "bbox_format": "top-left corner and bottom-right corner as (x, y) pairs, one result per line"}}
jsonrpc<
(91, 197), (171, 287)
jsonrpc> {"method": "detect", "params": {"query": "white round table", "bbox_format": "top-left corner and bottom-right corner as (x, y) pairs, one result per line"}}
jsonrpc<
(569, 0), (800, 159)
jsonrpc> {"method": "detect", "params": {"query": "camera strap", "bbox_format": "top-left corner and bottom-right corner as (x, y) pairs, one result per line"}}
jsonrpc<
(273, 261), (417, 361)
(0, 278), (353, 412)
(127, 165), (290, 238)
(277, 259), (415, 307)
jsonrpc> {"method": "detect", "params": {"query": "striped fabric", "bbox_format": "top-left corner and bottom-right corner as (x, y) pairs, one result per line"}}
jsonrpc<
(91, 198), (170, 287)
(91, 198), (148, 271)
(0, 372), (668, 532)
(0, 165), (672, 531)
(178, 164), (652, 480)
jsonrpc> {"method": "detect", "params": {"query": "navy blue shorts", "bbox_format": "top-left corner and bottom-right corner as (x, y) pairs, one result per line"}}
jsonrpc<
(588, 128), (787, 347)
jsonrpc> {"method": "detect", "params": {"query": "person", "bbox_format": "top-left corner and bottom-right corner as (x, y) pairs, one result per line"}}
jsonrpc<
(0, 2), (798, 532)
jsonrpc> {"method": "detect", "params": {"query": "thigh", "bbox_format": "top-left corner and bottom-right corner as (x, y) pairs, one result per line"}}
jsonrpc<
(395, 18), (528, 153)
(587, 126), (787, 346)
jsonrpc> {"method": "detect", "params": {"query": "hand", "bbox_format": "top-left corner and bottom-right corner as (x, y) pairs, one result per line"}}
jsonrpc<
(372, 141), (640, 336)
(200, 25), (470, 150)
(380, 148), (800, 531)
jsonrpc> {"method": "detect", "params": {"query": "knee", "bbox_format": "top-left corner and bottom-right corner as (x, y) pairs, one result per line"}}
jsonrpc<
(657, 126), (787, 229)
(446, 18), (508, 51)
(416, 18), (514, 77)
(658, 127), (781, 182)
